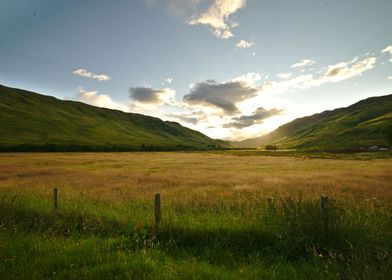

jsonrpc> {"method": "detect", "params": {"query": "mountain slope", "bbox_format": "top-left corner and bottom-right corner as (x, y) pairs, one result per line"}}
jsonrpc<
(237, 94), (392, 150)
(0, 85), (227, 151)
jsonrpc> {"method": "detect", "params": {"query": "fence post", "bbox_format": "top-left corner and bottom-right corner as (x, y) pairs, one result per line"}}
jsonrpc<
(155, 193), (161, 226)
(320, 195), (328, 234)
(53, 188), (58, 212)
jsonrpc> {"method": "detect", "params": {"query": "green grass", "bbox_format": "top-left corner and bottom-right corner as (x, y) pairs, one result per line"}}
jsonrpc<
(0, 85), (227, 151)
(237, 94), (392, 150)
(1, 152), (391, 279)
(1, 191), (391, 279)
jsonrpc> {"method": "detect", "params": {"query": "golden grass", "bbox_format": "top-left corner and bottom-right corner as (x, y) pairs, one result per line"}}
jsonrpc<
(1, 152), (392, 279)
(0, 152), (391, 204)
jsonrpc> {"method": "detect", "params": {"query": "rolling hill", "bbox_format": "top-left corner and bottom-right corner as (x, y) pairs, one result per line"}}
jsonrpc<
(0, 85), (227, 151)
(237, 94), (392, 150)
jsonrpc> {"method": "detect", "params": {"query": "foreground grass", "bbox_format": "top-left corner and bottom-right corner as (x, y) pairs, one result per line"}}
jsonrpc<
(1, 152), (392, 279)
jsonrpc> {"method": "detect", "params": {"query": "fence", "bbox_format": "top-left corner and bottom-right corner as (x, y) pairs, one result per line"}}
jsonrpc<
(51, 188), (329, 231)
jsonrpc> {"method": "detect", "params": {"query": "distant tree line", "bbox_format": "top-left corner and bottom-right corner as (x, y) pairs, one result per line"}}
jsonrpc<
(0, 143), (226, 153)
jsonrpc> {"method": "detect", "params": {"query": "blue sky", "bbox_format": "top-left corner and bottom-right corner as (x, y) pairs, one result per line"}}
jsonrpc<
(1, 0), (392, 139)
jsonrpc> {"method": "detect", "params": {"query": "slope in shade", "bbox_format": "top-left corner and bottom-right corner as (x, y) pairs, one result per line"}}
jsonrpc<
(237, 94), (392, 150)
(0, 85), (227, 151)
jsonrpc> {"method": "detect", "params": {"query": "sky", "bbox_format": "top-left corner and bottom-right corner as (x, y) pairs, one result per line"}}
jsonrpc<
(1, 0), (392, 140)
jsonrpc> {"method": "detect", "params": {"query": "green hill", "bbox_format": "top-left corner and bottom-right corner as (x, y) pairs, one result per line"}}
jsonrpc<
(0, 85), (227, 151)
(237, 94), (392, 150)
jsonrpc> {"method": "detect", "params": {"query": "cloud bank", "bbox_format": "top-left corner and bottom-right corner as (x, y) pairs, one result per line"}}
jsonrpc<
(183, 79), (259, 115)
(125, 44), (381, 140)
(129, 87), (176, 105)
(224, 107), (284, 128)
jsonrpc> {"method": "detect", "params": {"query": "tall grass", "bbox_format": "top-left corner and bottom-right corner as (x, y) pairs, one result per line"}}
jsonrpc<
(1, 152), (392, 279)
(1, 191), (391, 279)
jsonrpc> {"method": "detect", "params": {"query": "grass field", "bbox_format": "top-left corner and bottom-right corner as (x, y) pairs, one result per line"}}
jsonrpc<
(1, 152), (392, 279)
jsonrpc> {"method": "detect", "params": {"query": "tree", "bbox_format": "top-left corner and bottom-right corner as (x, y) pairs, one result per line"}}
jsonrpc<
(265, 144), (277, 151)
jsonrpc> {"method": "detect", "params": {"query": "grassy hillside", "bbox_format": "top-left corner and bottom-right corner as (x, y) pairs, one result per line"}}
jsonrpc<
(0, 85), (227, 151)
(237, 94), (392, 150)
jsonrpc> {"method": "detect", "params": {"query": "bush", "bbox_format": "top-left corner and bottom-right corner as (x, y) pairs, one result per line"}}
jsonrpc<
(265, 144), (278, 151)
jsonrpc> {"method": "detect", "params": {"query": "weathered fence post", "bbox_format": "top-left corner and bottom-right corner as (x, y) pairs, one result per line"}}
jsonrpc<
(155, 193), (161, 226)
(53, 188), (58, 212)
(320, 195), (329, 233)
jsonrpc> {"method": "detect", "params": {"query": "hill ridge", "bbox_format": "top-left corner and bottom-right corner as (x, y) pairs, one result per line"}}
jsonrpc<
(236, 94), (392, 150)
(0, 84), (227, 151)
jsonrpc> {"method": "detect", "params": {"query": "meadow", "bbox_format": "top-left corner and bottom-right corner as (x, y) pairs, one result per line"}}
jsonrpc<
(1, 151), (392, 279)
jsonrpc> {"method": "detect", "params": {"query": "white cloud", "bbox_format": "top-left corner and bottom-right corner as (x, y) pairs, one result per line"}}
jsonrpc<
(188, 0), (246, 39)
(291, 59), (315, 68)
(264, 57), (376, 93)
(261, 56), (376, 94)
(381, 45), (392, 54)
(277, 73), (293, 79)
(73, 69), (111, 81)
(236, 54), (378, 129)
(232, 72), (263, 85)
(147, 0), (247, 39)
(161, 77), (173, 85)
(236, 40), (255, 49)
(388, 76), (392, 80)
(309, 57), (376, 85)
(381, 44), (392, 62)
(75, 87), (127, 111)
(277, 74), (314, 90)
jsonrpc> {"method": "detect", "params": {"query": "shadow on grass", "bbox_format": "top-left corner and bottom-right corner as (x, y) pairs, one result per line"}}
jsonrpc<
(1, 194), (391, 269)
(0, 194), (127, 237)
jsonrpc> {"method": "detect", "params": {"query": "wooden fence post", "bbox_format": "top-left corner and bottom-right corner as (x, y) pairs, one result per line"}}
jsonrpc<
(320, 195), (328, 233)
(53, 188), (58, 212)
(155, 193), (161, 226)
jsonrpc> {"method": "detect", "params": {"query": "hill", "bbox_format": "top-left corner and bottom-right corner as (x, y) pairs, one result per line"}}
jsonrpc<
(237, 94), (392, 150)
(0, 85), (227, 151)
